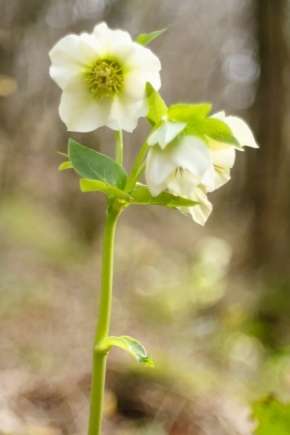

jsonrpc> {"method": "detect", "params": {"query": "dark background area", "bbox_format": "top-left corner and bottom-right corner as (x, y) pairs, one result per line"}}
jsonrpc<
(1, 1), (290, 434)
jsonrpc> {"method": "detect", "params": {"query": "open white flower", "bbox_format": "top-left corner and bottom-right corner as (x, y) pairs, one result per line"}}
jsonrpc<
(49, 22), (161, 133)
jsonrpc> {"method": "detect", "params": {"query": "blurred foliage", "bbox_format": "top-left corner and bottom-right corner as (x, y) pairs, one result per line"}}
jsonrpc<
(252, 396), (290, 435)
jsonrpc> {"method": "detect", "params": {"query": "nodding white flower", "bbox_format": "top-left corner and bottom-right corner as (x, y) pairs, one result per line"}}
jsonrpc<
(146, 132), (213, 196)
(49, 22), (161, 133)
(206, 111), (259, 191)
(145, 113), (258, 225)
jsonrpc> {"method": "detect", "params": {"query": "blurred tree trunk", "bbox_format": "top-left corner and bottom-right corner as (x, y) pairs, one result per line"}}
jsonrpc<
(246, 0), (288, 266)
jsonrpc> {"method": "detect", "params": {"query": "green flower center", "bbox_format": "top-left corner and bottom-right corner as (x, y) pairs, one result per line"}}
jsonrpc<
(85, 59), (124, 100)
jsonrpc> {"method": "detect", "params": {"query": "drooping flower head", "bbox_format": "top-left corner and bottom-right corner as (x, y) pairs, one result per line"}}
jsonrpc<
(49, 22), (161, 133)
(145, 113), (258, 225)
(146, 119), (213, 197)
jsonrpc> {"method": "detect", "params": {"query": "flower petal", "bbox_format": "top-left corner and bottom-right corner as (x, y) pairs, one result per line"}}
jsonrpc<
(168, 185), (213, 226)
(106, 94), (147, 132)
(202, 148), (236, 191)
(146, 146), (177, 196)
(49, 35), (99, 89)
(211, 112), (258, 148)
(124, 43), (162, 74)
(223, 115), (259, 148)
(91, 22), (133, 55)
(59, 74), (111, 132)
(187, 188), (213, 226)
(167, 170), (200, 196)
(169, 136), (212, 180)
(148, 121), (187, 148)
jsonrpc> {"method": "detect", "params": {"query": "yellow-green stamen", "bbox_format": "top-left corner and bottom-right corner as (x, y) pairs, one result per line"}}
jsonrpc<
(86, 59), (123, 100)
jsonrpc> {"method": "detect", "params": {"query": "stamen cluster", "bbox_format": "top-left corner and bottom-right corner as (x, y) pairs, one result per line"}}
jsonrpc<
(86, 59), (123, 100)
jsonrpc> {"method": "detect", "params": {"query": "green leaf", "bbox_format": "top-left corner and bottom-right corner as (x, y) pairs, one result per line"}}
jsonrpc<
(167, 103), (240, 147)
(97, 335), (154, 367)
(58, 161), (73, 171)
(80, 179), (132, 201)
(168, 103), (212, 121)
(146, 83), (168, 126)
(130, 187), (198, 208)
(68, 140), (127, 188)
(252, 396), (290, 435)
(135, 28), (167, 46)
(203, 118), (241, 147)
(184, 116), (240, 147)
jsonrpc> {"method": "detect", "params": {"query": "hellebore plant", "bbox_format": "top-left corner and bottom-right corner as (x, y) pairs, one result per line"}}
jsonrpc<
(49, 22), (258, 435)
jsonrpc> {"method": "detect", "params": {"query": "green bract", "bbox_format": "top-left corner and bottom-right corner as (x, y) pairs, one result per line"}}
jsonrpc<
(146, 83), (168, 126)
(96, 335), (154, 367)
(129, 186), (198, 208)
(136, 28), (167, 47)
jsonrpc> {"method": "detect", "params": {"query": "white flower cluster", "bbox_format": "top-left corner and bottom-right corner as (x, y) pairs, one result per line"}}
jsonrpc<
(50, 22), (258, 225)
(145, 113), (258, 225)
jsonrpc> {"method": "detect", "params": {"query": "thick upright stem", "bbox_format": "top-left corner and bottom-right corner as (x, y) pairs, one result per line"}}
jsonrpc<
(88, 202), (121, 435)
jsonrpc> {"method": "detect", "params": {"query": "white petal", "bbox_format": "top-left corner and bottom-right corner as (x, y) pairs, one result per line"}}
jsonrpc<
(106, 95), (147, 132)
(49, 35), (99, 89)
(211, 166), (231, 191)
(168, 185), (213, 226)
(200, 165), (216, 191)
(167, 170), (200, 196)
(59, 74), (111, 132)
(211, 111), (226, 121)
(125, 43), (162, 74)
(170, 136), (212, 180)
(91, 23), (132, 55)
(123, 76), (147, 101)
(223, 116), (259, 148)
(202, 148), (235, 191)
(146, 146), (176, 196)
(211, 112), (258, 148)
(148, 121), (187, 148)
(187, 188), (213, 226)
(211, 147), (236, 169)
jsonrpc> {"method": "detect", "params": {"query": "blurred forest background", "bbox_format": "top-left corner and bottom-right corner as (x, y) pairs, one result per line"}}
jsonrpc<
(1, 0), (290, 434)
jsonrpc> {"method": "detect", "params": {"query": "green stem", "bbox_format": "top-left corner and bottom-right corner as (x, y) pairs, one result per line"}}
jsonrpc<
(115, 130), (123, 166)
(88, 201), (121, 435)
(125, 141), (148, 192)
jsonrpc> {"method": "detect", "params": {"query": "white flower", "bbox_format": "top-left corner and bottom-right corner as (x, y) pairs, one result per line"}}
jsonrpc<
(49, 22), (161, 133)
(204, 111), (259, 192)
(145, 134), (213, 197)
(145, 112), (258, 226)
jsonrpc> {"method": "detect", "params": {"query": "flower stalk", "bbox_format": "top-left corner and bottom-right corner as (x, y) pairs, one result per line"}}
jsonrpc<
(88, 200), (121, 435)
(115, 130), (123, 166)
(125, 140), (148, 192)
